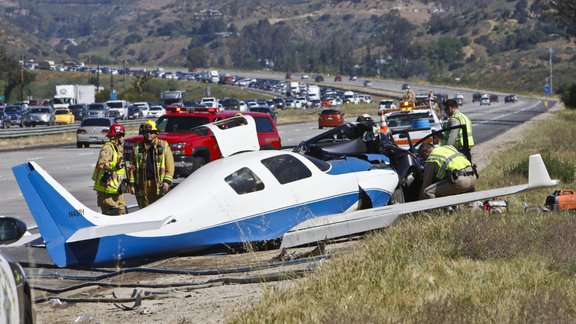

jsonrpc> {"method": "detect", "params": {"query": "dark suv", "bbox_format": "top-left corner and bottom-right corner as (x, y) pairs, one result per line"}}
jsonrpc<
(69, 104), (89, 121)
(4, 105), (28, 128)
(472, 93), (482, 103)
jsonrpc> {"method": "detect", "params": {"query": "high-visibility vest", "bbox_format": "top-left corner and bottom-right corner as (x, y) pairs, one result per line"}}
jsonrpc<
(92, 142), (125, 194)
(130, 139), (172, 194)
(442, 111), (474, 149)
(426, 145), (471, 180)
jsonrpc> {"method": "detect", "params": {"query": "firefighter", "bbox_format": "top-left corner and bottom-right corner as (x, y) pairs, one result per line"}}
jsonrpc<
(92, 123), (127, 215)
(418, 142), (477, 200)
(128, 120), (175, 209)
(441, 98), (474, 161)
(405, 87), (415, 101)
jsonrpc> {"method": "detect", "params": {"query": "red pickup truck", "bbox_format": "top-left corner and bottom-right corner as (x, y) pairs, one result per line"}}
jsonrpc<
(124, 110), (281, 178)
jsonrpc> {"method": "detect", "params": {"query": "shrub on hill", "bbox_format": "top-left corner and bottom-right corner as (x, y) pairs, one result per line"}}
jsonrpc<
(561, 84), (576, 109)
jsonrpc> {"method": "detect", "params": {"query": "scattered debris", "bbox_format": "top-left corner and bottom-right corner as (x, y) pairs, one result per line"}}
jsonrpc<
(545, 189), (576, 211)
(113, 289), (142, 311)
(74, 314), (93, 322)
(48, 298), (69, 308)
(481, 198), (508, 214)
(273, 242), (326, 261)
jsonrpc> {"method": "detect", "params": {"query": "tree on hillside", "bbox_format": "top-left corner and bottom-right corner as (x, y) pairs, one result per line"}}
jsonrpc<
(0, 36), (36, 102)
(550, 0), (576, 41)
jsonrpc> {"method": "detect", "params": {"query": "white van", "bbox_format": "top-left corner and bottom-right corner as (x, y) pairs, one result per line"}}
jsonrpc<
(343, 91), (359, 104)
(106, 100), (130, 119)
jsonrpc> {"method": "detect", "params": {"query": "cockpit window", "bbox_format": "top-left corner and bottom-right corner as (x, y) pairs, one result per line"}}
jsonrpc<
(225, 167), (264, 195)
(261, 154), (312, 184)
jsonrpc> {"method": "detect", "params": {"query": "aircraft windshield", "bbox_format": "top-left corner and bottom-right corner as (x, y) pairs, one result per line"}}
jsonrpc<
(261, 154), (312, 184)
(225, 167), (264, 195)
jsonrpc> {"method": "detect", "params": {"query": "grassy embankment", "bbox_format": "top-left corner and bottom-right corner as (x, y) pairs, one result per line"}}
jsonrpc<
(232, 108), (576, 323)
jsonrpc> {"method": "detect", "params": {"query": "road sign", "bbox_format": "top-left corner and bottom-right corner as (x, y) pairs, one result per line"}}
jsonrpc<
(109, 90), (117, 100)
(544, 84), (551, 95)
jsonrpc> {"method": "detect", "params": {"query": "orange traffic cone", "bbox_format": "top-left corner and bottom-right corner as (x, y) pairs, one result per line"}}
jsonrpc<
(379, 113), (388, 134)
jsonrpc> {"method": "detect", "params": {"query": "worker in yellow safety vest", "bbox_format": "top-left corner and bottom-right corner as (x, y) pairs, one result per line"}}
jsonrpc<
(92, 123), (127, 215)
(128, 120), (175, 209)
(441, 99), (474, 161)
(418, 143), (477, 200)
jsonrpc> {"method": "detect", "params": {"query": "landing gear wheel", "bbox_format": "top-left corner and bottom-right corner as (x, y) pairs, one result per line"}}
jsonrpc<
(192, 157), (207, 172)
(390, 186), (405, 205)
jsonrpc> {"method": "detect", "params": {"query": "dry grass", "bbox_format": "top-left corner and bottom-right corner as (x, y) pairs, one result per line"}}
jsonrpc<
(231, 108), (576, 323)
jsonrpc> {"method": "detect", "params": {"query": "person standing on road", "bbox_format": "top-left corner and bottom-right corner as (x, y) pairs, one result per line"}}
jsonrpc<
(128, 120), (175, 208)
(418, 142), (477, 200)
(92, 123), (127, 215)
(441, 99), (474, 161)
(405, 87), (415, 101)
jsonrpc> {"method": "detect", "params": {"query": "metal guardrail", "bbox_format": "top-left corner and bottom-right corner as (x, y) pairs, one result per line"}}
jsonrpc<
(0, 119), (143, 139)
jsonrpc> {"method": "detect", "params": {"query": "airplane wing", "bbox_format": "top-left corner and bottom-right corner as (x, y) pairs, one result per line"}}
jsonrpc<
(281, 154), (559, 249)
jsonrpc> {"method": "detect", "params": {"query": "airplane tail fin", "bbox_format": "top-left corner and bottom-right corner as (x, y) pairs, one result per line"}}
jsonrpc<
(12, 162), (97, 267)
(528, 154), (560, 188)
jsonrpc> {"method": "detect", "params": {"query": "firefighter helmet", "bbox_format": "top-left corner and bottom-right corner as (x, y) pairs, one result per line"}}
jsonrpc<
(107, 123), (125, 137)
(143, 120), (158, 132)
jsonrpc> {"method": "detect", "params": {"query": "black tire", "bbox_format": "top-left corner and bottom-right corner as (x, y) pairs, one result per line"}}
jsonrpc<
(77, 142), (83, 148)
(319, 125), (323, 129)
(84, 143), (90, 148)
(192, 157), (207, 172)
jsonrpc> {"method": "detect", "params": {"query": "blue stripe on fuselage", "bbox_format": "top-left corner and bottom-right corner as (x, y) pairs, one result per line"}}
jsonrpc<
(68, 189), (391, 266)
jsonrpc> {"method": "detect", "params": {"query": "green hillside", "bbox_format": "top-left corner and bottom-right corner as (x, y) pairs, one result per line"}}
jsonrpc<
(0, 0), (575, 94)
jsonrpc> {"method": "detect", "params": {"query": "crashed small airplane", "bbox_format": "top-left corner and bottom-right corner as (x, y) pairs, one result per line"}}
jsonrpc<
(13, 115), (559, 267)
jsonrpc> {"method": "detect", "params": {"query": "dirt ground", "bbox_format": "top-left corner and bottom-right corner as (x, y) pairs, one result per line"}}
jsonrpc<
(30, 105), (558, 323)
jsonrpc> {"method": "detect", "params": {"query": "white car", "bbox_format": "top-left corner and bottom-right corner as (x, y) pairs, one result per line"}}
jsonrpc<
(148, 105), (166, 118)
(200, 97), (218, 108)
(133, 102), (151, 117)
(385, 108), (443, 149)
(479, 94), (491, 106)
(378, 100), (397, 113)
(239, 101), (248, 111)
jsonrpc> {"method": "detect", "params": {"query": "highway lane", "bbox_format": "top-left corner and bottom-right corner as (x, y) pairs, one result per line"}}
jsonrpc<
(0, 96), (554, 229)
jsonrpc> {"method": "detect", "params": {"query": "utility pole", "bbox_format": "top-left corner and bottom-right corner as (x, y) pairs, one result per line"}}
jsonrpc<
(20, 60), (25, 102)
(548, 47), (553, 95)
(96, 64), (100, 94)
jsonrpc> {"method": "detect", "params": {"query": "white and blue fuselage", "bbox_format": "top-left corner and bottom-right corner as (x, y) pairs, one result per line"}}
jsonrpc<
(13, 149), (398, 267)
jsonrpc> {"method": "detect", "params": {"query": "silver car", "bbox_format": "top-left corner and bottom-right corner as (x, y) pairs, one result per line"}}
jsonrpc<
(23, 106), (55, 127)
(86, 103), (110, 118)
(76, 117), (115, 148)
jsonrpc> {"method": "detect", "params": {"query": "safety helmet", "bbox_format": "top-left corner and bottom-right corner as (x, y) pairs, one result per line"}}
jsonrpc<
(143, 120), (158, 132)
(356, 113), (373, 122)
(107, 123), (125, 137)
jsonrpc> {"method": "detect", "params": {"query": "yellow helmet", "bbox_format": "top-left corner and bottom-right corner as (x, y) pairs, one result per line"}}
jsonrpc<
(143, 120), (158, 131)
